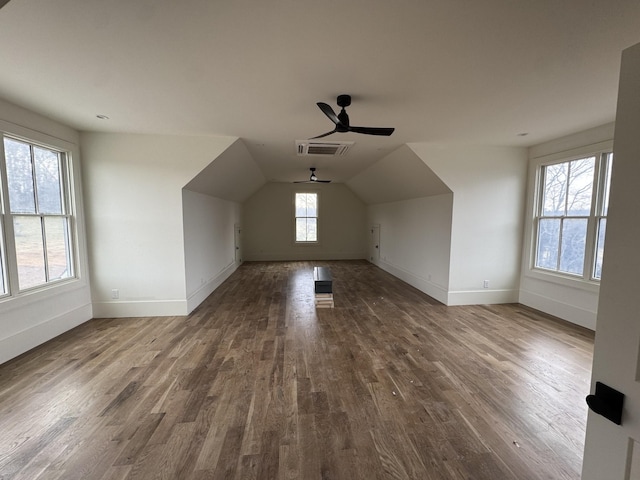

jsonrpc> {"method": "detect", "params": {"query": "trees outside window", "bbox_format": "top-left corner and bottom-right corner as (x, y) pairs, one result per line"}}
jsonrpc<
(534, 152), (612, 280)
(295, 192), (318, 243)
(1, 136), (74, 294)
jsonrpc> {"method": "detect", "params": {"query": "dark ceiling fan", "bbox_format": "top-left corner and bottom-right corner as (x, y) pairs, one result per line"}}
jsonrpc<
(294, 167), (331, 184)
(310, 94), (395, 139)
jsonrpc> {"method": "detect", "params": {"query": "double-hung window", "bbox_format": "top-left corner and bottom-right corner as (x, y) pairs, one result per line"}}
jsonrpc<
(534, 151), (612, 281)
(295, 192), (318, 243)
(0, 135), (75, 296)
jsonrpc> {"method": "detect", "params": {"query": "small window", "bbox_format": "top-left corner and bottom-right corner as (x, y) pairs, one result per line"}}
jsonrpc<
(295, 192), (318, 243)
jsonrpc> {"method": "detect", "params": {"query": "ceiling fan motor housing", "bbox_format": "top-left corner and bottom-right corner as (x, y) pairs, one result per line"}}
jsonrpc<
(337, 94), (352, 108)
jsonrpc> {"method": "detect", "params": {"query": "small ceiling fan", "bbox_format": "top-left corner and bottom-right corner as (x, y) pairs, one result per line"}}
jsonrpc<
(294, 167), (331, 183)
(311, 94), (395, 139)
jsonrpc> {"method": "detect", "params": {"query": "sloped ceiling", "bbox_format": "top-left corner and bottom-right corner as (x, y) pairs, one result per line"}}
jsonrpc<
(183, 139), (265, 203)
(348, 145), (451, 205)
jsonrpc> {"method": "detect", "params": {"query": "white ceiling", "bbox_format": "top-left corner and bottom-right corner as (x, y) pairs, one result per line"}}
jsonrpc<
(0, 0), (639, 185)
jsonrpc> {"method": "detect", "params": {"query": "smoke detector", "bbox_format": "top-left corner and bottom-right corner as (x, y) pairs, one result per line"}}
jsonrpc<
(295, 140), (354, 156)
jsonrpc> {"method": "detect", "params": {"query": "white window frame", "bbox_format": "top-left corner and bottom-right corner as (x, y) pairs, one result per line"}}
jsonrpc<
(0, 131), (78, 299)
(531, 147), (612, 284)
(294, 191), (319, 244)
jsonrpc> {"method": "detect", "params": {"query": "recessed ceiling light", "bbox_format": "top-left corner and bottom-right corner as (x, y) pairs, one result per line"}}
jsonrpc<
(96, 114), (110, 120)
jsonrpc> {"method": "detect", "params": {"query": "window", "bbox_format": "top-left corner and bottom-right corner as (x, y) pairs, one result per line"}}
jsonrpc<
(0, 202), (5, 295)
(0, 135), (75, 295)
(295, 192), (318, 242)
(593, 155), (612, 279)
(534, 152), (612, 280)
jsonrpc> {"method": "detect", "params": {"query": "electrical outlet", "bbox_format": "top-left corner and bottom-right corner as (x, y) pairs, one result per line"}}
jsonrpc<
(483, 280), (489, 289)
(111, 289), (119, 299)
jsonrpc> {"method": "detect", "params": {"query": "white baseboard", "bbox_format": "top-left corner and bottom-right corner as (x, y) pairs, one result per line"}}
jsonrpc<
(375, 260), (449, 304)
(519, 289), (596, 330)
(186, 262), (238, 313)
(244, 252), (367, 261)
(0, 302), (93, 365)
(374, 260), (519, 306)
(92, 299), (189, 318)
(447, 289), (519, 306)
(92, 263), (240, 319)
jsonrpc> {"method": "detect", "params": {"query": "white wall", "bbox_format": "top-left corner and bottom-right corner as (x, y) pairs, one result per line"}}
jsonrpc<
(519, 123), (614, 330)
(0, 99), (92, 364)
(368, 194), (453, 304)
(182, 189), (241, 313)
(243, 182), (367, 261)
(409, 144), (528, 305)
(81, 132), (237, 317)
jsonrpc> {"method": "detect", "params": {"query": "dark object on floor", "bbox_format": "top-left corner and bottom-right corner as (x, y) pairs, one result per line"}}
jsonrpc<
(313, 267), (332, 294)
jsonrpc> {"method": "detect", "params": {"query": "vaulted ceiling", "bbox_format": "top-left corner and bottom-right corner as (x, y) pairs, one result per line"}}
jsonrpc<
(0, 0), (639, 189)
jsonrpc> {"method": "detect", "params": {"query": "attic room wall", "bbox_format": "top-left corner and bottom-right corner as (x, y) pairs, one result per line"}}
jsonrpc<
(408, 144), (528, 305)
(81, 132), (237, 317)
(242, 183), (367, 261)
(519, 123), (614, 330)
(367, 194), (453, 304)
(0, 98), (92, 364)
(182, 189), (241, 313)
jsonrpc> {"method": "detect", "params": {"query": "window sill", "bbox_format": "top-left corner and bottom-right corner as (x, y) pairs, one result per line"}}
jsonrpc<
(0, 277), (89, 312)
(524, 268), (600, 293)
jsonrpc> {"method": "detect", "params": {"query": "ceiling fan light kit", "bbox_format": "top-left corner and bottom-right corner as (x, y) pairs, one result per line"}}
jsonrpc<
(294, 167), (331, 184)
(310, 94), (395, 139)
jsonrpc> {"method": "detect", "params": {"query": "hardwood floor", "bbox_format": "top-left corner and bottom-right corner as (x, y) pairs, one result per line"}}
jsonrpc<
(0, 261), (594, 479)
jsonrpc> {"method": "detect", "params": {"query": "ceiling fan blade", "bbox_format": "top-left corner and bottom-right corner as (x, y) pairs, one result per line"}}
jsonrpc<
(293, 179), (331, 183)
(294, 167), (332, 183)
(309, 129), (337, 139)
(316, 102), (341, 125)
(348, 126), (395, 136)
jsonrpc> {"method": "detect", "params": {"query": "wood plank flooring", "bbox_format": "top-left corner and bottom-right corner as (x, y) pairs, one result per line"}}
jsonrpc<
(0, 260), (594, 479)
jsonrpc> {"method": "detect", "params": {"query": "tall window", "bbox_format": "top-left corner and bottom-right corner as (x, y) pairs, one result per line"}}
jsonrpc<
(295, 192), (318, 243)
(534, 152), (612, 280)
(1, 136), (74, 294)
(593, 154), (612, 279)
(0, 191), (5, 295)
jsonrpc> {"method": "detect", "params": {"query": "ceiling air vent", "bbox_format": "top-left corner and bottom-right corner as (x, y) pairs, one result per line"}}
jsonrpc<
(296, 140), (354, 156)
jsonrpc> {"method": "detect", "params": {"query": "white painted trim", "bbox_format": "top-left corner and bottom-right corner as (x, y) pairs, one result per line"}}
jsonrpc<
(528, 123), (614, 159)
(0, 117), (78, 149)
(519, 288), (596, 330)
(0, 302), (92, 364)
(245, 252), (367, 262)
(92, 300), (188, 318)
(186, 261), (238, 313)
(376, 260), (448, 305)
(447, 289), (519, 306)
